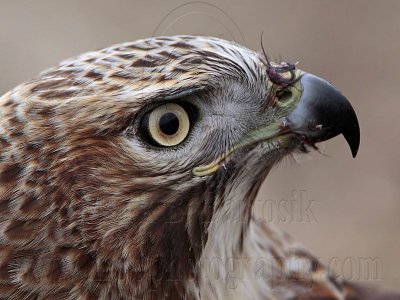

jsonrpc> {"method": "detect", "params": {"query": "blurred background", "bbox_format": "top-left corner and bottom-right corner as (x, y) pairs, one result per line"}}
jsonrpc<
(0, 0), (398, 290)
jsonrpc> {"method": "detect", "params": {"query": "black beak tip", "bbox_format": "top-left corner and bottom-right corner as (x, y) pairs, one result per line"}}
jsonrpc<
(343, 121), (360, 158)
(333, 85), (360, 158)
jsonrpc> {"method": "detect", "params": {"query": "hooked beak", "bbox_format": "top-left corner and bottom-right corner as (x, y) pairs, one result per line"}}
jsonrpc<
(286, 73), (360, 157)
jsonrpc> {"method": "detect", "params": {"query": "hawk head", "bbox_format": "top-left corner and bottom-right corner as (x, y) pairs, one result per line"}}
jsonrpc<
(0, 36), (359, 298)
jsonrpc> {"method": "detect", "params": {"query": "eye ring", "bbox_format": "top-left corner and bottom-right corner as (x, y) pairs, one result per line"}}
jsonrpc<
(144, 103), (191, 147)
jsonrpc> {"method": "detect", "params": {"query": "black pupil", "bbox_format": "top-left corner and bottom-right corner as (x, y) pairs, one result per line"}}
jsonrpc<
(159, 112), (180, 135)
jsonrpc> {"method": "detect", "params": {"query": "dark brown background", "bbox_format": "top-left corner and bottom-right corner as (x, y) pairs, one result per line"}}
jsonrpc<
(0, 0), (398, 289)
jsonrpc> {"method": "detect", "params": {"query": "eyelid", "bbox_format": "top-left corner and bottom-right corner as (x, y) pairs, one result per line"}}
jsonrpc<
(164, 89), (197, 100)
(163, 86), (207, 101)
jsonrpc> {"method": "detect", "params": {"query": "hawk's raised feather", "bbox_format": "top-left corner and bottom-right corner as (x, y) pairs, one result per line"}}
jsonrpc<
(0, 35), (396, 299)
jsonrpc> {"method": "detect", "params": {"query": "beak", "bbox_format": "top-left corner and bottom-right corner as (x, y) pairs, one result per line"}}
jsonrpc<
(286, 73), (360, 157)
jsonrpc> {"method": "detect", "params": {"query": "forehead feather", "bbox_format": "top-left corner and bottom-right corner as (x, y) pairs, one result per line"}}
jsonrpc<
(46, 36), (266, 97)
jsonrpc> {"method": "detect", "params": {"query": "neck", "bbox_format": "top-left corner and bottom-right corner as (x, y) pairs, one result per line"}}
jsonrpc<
(190, 157), (276, 299)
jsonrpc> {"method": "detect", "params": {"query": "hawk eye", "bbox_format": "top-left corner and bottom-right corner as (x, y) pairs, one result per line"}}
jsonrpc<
(140, 103), (195, 147)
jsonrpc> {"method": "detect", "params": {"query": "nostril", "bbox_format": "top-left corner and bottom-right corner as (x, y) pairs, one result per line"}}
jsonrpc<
(276, 90), (292, 103)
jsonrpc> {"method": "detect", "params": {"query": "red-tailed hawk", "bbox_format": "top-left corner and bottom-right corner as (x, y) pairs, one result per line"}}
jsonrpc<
(0, 35), (397, 299)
